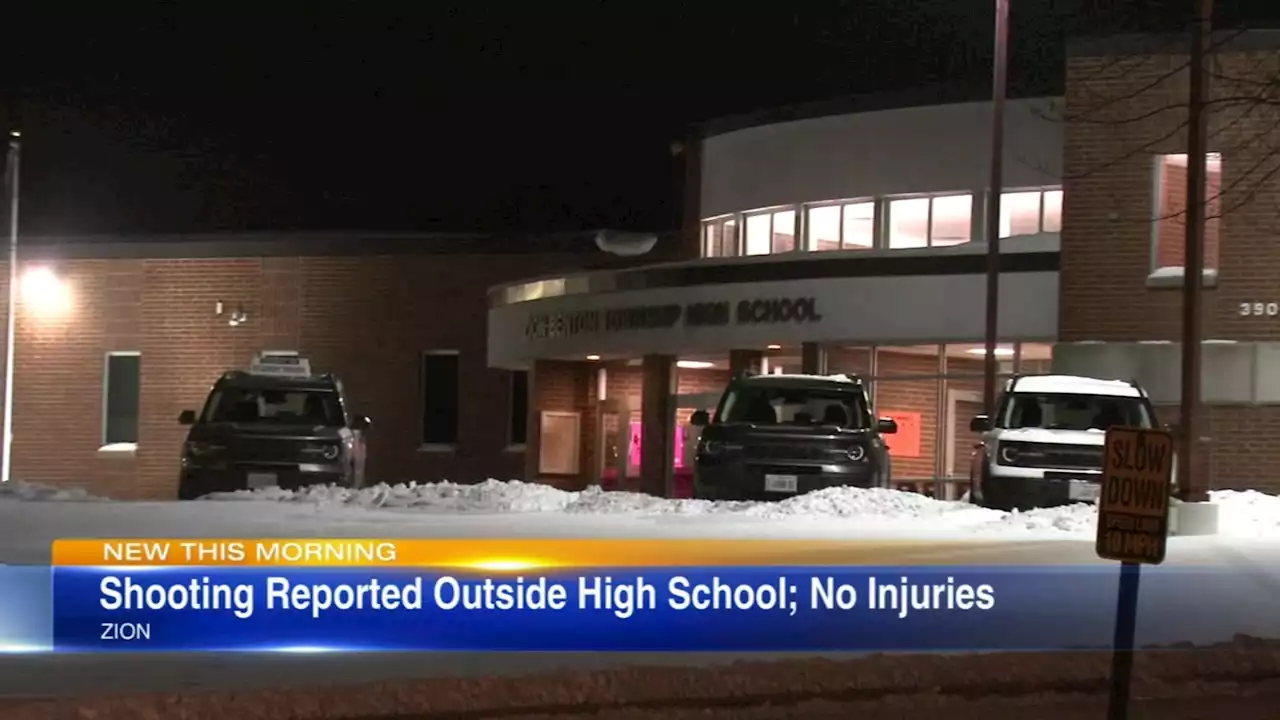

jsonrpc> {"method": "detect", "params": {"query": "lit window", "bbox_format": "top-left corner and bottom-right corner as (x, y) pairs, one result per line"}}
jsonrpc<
(806, 205), (841, 251)
(887, 197), (930, 249)
(841, 202), (875, 249)
(930, 194), (972, 246)
(1042, 190), (1063, 233)
(702, 222), (721, 257)
(744, 213), (772, 255)
(720, 218), (737, 256)
(806, 202), (875, 251)
(700, 217), (738, 258)
(1000, 191), (1043, 238)
(771, 209), (796, 253)
(1153, 153), (1221, 272)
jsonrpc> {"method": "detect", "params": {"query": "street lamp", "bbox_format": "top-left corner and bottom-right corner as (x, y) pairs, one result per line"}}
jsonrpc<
(2, 130), (19, 484)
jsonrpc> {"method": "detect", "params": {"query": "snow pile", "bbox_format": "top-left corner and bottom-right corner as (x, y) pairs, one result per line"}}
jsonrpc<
(208, 479), (576, 513)
(2, 477), (1277, 540)
(977, 503), (1100, 535)
(1211, 489), (1280, 538)
(0, 480), (104, 502)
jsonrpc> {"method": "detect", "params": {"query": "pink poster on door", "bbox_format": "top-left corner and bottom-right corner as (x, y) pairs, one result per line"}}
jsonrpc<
(627, 422), (685, 469)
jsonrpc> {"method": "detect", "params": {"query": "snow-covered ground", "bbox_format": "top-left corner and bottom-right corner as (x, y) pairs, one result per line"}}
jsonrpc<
(1, 479), (1278, 565)
(1, 479), (1278, 698)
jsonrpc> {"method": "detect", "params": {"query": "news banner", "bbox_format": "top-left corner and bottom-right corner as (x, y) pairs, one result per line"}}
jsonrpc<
(0, 538), (1267, 653)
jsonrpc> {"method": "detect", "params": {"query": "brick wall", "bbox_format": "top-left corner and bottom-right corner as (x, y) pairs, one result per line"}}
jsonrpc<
(1063, 45), (1280, 494)
(0, 252), (588, 499)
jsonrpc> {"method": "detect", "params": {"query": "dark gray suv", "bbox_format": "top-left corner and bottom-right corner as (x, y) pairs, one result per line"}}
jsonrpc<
(177, 357), (371, 499)
(690, 373), (898, 501)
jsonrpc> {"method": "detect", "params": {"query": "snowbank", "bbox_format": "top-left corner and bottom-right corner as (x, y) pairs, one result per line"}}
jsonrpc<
(1, 478), (1276, 540)
(0, 480), (105, 502)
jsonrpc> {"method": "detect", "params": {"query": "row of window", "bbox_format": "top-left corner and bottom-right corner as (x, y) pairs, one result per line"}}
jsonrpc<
(702, 188), (1064, 258)
(704, 152), (1223, 274)
(100, 352), (531, 450)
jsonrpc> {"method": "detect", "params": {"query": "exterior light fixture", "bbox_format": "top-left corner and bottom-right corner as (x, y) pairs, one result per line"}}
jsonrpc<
(586, 355), (601, 361)
(677, 360), (715, 370)
(766, 344), (782, 350)
(967, 347), (1014, 357)
(19, 267), (73, 318)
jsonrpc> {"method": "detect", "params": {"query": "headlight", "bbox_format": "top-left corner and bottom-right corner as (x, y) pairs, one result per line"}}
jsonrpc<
(701, 440), (723, 455)
(846, 445), (866, 462)
(998, 443), (1022, 464)
(184, 441), (225, 457)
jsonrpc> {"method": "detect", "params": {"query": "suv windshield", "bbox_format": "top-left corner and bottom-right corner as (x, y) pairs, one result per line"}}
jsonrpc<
(999, 392), (1153, 431)
(203, 385), (344, 426)
(717, 385), (871, 429)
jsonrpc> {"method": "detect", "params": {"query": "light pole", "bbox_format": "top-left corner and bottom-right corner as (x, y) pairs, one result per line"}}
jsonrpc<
(1, 130), (19, 484)
(1177, 0), (1213, 503)
(982, 0), (1010, 418)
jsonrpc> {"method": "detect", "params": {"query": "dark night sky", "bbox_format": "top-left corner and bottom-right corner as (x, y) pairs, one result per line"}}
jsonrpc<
(0, 2), (1276, 237)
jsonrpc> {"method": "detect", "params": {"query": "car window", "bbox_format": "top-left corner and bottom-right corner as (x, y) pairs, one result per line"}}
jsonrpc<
(999, 393), (1153, 431)
(717, 385), (870, 429)
(203, 386), (343, 425)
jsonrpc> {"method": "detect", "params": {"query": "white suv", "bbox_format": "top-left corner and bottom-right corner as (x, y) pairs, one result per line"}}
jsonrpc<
(967, 374), (1163, 511)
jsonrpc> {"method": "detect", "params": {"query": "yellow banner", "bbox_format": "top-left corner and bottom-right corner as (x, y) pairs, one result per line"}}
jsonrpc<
(50, 538), (994, 568)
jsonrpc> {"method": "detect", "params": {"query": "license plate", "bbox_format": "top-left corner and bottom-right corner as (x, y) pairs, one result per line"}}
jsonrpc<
(1068, 481), (1099, 501)
(764, 474), (799, 493)
(247, 472), (277, 489)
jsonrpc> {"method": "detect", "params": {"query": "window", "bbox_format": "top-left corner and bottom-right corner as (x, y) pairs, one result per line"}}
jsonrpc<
(887, 194), (973, 249)
(771, 209), (796, 253)
(998, 393), (1154, 431)
(999, 188), (1063, 238)
(930, 194), (972, 246)
(701, 217), (738, 257)
(743, 208), (797, 256)
(887, 197), (930, 248)
(805, 201), (875, 251)
(420, 351), (460, 446)
(716, 384), (871, 429)
(807, 205), (841, 251)
(509, 371), (528, 446)
(204, 385), (342, 425)
(103, 352), (140, 446)
(1153, 152), (1221, 273)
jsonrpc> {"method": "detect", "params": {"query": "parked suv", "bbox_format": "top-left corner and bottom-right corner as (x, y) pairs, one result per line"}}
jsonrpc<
(177, 355), (372, 499)
(968, 374), (1162, 511)
(690, 373), (898, 501)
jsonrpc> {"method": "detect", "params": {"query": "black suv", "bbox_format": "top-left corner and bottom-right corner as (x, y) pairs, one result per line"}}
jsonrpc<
(690, 373), (898, 501)
(177, 357), (371, 499)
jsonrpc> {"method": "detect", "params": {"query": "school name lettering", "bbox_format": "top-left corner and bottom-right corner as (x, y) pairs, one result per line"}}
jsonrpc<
(525, 297), (822, 339)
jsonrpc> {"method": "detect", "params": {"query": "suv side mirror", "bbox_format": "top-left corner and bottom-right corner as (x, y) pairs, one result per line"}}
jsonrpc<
(178, 410), (196, 426)
(876, 417), (898, 434)
(690, 410), (710, 427)
(969, 415), (991, 433)
(351, 415), (372, 430)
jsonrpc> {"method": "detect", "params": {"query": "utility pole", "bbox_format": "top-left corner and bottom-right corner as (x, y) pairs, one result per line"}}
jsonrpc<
(1, 131), (20, 485)
(982, 0), (1010, 418)
(1178, 0), (1212, 503)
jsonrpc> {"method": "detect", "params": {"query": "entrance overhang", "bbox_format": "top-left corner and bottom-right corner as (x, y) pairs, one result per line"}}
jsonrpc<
(488, 238), (1061, 369)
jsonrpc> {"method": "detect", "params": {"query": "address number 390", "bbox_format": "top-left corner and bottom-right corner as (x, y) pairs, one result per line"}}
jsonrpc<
(1240, 302), (1280, 317)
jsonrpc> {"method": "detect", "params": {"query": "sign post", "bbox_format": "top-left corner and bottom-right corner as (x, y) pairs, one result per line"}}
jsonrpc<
(1096, 426), (1174, 720)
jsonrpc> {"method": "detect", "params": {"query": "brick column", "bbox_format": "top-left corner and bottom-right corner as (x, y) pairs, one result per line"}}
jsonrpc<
(728, 349), (764, 378)
(640, 354), (676, 497)
(801, 342), (827, 375)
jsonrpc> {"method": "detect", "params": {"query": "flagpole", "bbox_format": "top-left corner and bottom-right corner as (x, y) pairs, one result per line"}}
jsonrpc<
(2, 131), (20, 484)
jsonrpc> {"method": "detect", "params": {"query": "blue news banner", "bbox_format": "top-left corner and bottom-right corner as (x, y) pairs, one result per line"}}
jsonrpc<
(34, 564), (1280, 652)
